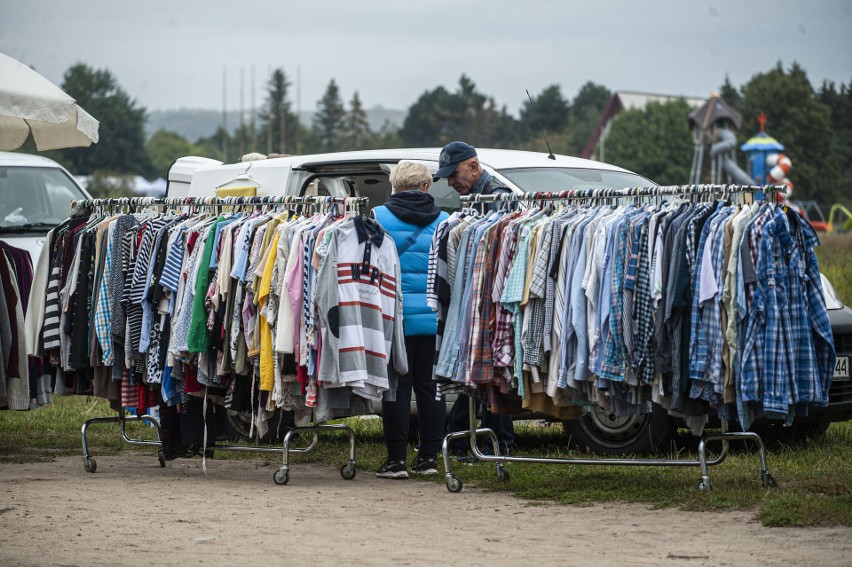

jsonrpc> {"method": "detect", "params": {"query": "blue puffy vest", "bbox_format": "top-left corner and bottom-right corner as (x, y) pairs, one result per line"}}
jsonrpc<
(373, 205), (449, 336)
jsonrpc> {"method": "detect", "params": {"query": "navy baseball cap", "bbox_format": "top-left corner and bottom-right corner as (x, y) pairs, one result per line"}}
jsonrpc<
(433, 141), (477, 181)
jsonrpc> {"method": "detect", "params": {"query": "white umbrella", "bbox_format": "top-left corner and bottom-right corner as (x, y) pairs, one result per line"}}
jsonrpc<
(0, 51), (99, 151)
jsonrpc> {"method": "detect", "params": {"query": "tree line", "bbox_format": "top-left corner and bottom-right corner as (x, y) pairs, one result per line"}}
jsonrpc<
(25, 62), (852, 205)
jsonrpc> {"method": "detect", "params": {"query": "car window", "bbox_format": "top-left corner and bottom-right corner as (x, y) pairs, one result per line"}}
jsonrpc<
(429, 178), (460, 213)
(498, 167), (655, 192)
(0, 166), (87, 228)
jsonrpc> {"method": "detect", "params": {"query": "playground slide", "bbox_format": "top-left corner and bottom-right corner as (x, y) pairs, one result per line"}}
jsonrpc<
(710, 129), (753, 185)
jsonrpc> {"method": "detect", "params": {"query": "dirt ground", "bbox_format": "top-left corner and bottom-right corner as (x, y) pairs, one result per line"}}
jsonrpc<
(0, 454), (850, 567)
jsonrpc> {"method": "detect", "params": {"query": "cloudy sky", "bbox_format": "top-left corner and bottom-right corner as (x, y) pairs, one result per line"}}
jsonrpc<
(2, 0), (850, 116)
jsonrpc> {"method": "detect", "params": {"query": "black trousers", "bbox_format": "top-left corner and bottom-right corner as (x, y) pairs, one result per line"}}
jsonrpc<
(446, 394), (515, 455)
(382, 335), (446, 461)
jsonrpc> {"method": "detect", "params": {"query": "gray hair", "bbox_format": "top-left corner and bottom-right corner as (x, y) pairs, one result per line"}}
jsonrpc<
(390, 161), (432, 192)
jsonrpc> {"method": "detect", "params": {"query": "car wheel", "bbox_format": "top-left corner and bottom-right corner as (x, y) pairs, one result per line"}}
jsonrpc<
(222, 409), (289, 444)
(562, 403), (676, 456)
(752, 421), (831, 446)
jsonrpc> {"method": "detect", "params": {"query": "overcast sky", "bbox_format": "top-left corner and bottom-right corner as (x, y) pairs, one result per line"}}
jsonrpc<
(2, 0), (850, 117)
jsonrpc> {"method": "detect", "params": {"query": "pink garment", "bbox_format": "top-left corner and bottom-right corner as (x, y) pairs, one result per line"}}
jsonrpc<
(284, 244), (304, 361)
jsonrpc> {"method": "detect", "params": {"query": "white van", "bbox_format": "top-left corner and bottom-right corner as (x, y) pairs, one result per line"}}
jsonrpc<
(0, 151), (91, 265)
(167, 147), (654, 213)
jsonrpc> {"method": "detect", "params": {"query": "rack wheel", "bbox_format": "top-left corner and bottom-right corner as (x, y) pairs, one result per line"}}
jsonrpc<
(273, 469), (290, 486)
(157, 449), (166, 468)
(84, 457), (97, 474)
(340, 463), (356, 480)
(762, 473), (777, 488)
(447, 475), (463, 493)
(496, 466), (510, 483)
(697, 480), (710, 492)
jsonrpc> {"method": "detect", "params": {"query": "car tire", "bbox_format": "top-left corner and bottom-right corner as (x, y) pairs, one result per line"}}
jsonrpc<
(222, 409), (289, 444)
(562, 403), (676, 456)
(751, 421), (831, 446)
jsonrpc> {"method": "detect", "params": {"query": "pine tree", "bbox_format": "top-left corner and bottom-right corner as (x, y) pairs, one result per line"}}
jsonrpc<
(342, 91), (372, 150)
(313, 79), (346, 151)
(259, 68), (299, 155)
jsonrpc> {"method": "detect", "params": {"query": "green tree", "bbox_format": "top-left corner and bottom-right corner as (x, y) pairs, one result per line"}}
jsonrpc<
(400, 75), (518, 147)
(193, 126), (230, 163)
(519, 85), (570, 141)
(604, 100), (693, 185)
(738, 62), (834, 202)
(57, 63), (152, 177)
(313, 79), (347, 151)
(718, 74), (742, 114)
(818, 78), (852, 206)
(146, 129), (199, 179)
(568, 81), (611, 154)
(259, 68), (299, 155)
(341, 91), (372, 150)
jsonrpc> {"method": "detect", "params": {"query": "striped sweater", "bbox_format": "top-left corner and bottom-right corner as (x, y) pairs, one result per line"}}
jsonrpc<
(314, 217), (407, 401)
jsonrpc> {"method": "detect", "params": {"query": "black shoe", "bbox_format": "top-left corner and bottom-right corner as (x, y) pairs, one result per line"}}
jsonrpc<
(410, 455), (438, 475)
(162, 447), (189, 461)
(376, 459), (409, 479)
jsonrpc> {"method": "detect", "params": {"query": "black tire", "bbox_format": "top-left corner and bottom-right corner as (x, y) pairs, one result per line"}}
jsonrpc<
(222, 409), (290, 443)
(752, 421), (830, 446)
(562, 403), (676, 456)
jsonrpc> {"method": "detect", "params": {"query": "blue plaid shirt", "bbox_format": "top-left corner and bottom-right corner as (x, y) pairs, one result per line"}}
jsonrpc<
(688, 206), (735, 400)
(741, 208), (835, 422)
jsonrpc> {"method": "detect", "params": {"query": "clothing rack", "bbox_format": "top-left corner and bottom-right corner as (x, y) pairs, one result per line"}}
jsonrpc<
(72, 194), (369, 212)
(459, 183), (784, 203)
(441, 184), (783, 493)
(69, 194), (366, 485)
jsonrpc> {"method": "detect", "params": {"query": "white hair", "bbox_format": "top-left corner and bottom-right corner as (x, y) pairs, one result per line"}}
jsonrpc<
(390, 161), (432, 192)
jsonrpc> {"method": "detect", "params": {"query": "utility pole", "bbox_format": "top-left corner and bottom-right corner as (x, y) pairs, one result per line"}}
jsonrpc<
(222, 66), (228, 161)
(251, 65), (257, 153)
(239, 67), (245, 158)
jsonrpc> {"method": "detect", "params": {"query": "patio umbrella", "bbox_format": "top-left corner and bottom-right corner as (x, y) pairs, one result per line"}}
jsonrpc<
(0, 51), (99, 151)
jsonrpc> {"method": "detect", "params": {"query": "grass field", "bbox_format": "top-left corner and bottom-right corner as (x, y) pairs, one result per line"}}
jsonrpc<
(1, 397), (850, 528)
(816, 232), (852, 304)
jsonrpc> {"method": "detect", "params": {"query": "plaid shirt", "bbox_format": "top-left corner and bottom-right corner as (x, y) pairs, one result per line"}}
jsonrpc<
(94, 221), (116, 365)
(631, 217), (656, 385)
(522, 219), (552, 369)
(741, 208), (835, 420)
(491, 214), (522, 367)
(688, 206), (735, 399)
(598, 211), (632, 382)
(465, 214), (505, 386)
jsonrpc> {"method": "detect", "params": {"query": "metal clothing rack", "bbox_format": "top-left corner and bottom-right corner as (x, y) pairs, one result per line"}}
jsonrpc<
(70, 194), (369, 485)
(441, 184), (782, 493)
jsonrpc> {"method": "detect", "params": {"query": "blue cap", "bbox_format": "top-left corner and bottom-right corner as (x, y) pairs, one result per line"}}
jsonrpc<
(433, 141), (477, 181)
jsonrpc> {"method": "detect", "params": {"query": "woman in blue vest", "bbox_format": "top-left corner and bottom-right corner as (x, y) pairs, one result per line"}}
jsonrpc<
(372, 161), (449, 479)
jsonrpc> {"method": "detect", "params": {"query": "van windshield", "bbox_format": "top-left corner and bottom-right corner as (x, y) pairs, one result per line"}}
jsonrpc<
(498, 167), (655, 192)
(0, 166), (87, 231)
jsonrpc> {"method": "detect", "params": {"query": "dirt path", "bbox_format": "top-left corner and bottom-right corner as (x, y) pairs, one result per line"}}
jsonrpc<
(0, 454), (849, 566)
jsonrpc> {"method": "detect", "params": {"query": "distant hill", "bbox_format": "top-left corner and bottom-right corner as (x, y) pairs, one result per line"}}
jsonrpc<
(145, 105), (405, 142)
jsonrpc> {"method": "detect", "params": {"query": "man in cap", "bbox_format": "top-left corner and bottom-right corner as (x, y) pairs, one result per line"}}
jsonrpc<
(432, 141), (512, 202)
(434, 141), (515, 459)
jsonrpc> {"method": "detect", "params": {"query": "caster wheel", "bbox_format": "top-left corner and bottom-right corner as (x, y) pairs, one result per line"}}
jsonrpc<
(447, 475), (463, 493)
(697, 480), (710, 492)
(762, 473), (777, 488)
(340, 463), (356, 480)
(84, 457), (97, 474)
(496, 466), (510, 483)
(157, 449), (166, 468)
(273, 469), (290, 486)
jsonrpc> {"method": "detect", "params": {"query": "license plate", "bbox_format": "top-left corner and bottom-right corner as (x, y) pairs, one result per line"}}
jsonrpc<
(835, 356), (850, 380)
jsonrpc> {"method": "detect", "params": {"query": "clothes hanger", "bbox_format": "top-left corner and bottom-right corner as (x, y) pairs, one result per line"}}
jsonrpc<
(216, 161), (261, 191)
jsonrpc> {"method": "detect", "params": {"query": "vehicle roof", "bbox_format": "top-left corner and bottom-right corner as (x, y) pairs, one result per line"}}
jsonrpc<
(0, 151), (67, 168)
(201, 147), (634, 173)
